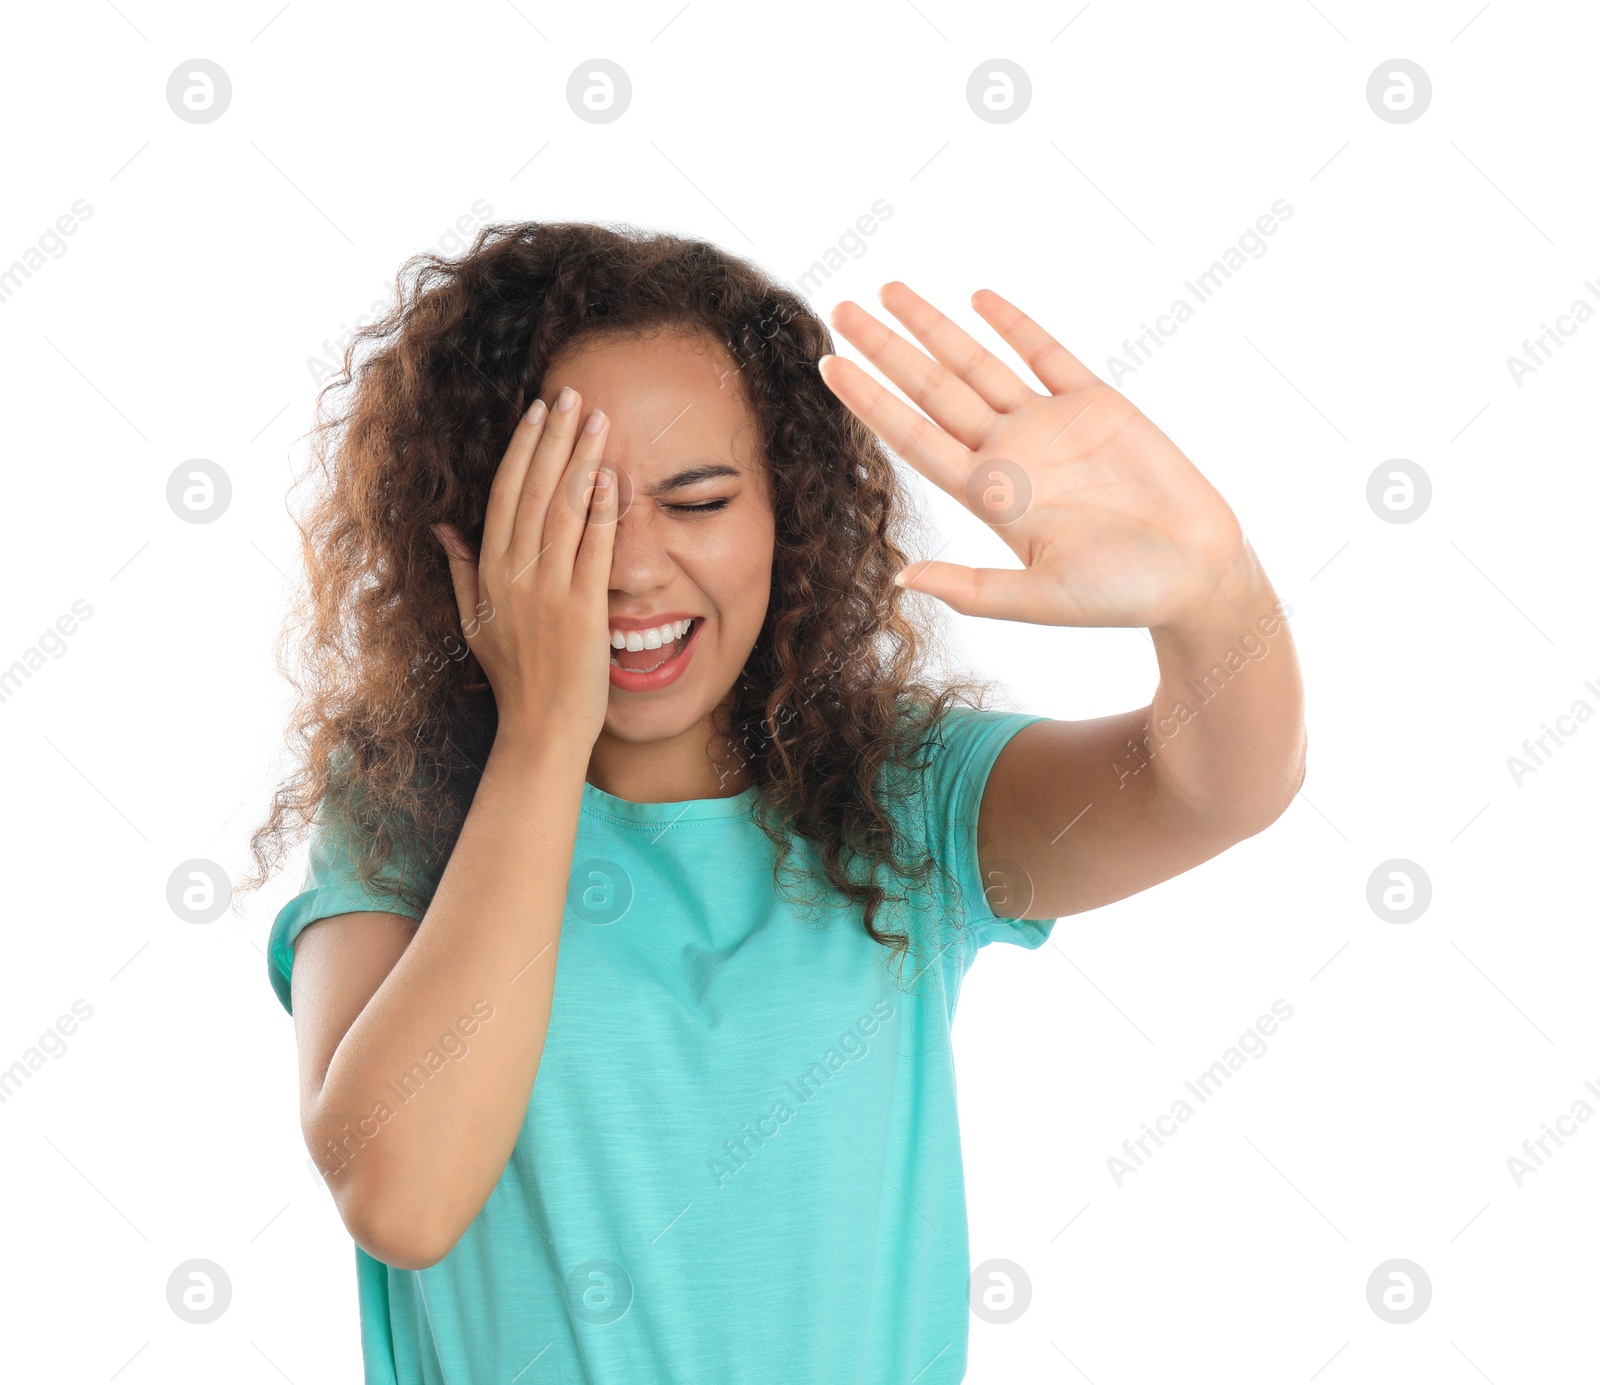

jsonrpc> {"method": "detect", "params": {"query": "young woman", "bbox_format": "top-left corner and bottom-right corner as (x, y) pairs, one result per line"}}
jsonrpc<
(247, 222), (1305, 1383)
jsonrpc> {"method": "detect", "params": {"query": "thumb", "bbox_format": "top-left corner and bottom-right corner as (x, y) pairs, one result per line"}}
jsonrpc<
(894, 560), (1032, 621)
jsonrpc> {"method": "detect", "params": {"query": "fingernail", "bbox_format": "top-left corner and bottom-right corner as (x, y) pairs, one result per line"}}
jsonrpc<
(555, 386), (577, 413)
(524, 398), (547, 425)
(596, 466), (614, 490)
(584, 408), (606, 434)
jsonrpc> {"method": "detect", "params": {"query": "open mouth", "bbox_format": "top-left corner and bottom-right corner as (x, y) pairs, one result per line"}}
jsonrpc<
(609, 617), (697, 675)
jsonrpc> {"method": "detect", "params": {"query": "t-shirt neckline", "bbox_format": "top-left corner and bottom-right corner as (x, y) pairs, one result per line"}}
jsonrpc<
(579, 778), (759, 825)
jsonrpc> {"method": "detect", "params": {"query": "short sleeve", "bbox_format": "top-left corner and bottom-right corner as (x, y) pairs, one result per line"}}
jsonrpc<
(266, 807), (428, 1016)
(914, 705), (1060, 971)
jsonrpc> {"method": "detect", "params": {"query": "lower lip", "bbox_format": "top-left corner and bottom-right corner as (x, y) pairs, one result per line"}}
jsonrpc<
(607, 619), (705, 694)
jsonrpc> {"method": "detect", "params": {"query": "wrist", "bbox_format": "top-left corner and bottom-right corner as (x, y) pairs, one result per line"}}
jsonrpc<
(488, 722), (592, 779)
(1154, 541), (1265, 645)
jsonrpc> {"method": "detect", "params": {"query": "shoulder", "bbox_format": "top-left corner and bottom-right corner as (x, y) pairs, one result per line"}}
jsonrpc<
(875, 699), (1057, 996)
(879, 697), (1054, 911)
(266, 760), (431, 1015)
(889, 699), (1053, 812)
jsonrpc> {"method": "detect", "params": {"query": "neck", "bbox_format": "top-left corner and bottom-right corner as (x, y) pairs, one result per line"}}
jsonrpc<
(586, 717), (753, 803)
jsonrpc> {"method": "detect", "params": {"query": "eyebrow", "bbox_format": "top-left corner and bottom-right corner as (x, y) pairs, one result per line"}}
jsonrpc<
(640, 463), (743, 497)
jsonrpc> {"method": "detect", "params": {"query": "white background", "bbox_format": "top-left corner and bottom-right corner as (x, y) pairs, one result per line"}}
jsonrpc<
(0, 1), (1595, 1381)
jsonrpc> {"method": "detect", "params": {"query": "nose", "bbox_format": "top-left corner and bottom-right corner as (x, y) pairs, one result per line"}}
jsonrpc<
(605, 490), (679, 596)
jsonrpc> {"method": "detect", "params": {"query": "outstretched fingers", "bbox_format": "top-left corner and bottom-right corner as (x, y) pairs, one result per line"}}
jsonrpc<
(875, 280), (1038, 415)
(816, 352), (973, 500)
(827, 296), (1000, 450)
(969, 288), (1101, 395)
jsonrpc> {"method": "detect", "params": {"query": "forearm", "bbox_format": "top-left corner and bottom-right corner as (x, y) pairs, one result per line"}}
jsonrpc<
(1142, 544), (1306, 833)
(307, 730), (586, 1265)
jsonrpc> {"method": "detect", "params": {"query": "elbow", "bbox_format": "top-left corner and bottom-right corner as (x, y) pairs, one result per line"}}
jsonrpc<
(1266, 730), (1309, 826)
(304, 1119), (466, 1271)
(1165, 757), (1304, 847)
(1155, 762), (1303, 847)
(352, 1218), (459, 1273)
(338, 1179), (465, 1271)
(1218, 723), (1306, 841)
(1233, 740), (1306, 840)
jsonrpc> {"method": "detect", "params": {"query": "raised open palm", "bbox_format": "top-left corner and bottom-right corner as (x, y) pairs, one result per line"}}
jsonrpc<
(819, 283), (1251, 630)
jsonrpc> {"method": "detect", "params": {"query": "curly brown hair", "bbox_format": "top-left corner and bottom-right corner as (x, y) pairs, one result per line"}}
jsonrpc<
(237, 220), (1000, 976)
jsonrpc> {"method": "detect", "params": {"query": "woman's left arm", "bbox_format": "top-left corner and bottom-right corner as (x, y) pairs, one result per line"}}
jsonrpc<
(820, 283), (1306, 919)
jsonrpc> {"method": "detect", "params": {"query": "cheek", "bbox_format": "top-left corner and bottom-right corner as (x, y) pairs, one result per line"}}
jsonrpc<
(690, 516), (773, 634)
(694, 505), (771, 567)
(732, 518), (776, 617)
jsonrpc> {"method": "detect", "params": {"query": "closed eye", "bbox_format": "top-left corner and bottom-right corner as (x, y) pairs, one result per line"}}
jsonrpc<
(664, 498), (730, 514)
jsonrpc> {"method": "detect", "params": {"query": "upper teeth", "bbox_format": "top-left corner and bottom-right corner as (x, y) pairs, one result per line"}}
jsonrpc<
(610, 618), (693, 651)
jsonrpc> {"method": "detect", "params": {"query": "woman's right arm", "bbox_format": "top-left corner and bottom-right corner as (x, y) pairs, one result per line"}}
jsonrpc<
(291, 731), (587, 1270)
(288, 387), (617, 1270)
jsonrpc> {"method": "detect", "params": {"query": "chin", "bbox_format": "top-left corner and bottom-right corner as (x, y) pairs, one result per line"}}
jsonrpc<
(602, 684), (723, 743)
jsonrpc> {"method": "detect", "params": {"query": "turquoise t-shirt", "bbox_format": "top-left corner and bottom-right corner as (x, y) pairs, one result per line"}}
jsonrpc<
(268, 706), (1057, 1384)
